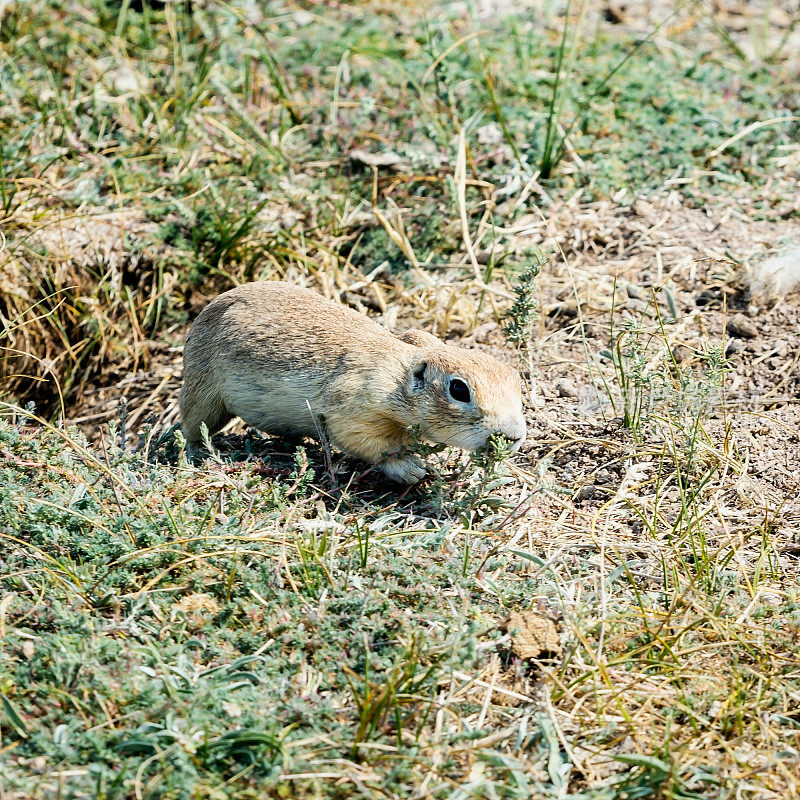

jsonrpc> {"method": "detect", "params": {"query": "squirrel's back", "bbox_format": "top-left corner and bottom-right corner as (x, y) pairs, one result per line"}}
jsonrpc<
(181, 281), (412, 443)
(185, 281), (401, 371)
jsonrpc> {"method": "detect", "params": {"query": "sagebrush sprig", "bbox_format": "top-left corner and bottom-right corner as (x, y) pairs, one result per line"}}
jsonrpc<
(503, 250), (544, 348)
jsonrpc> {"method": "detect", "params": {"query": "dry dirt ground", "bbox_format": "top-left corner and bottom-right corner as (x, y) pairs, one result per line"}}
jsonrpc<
(58, 190), (800, 523)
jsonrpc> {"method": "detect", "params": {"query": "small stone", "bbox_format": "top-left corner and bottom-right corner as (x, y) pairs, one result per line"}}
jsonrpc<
(671, 344), (691, 364)
(595, 468), (616, 485)
(292, 10), (313, 26)
(349, 149), (405, 169)
(625, 282), (648, 302)
(726, 314), (758, 339)
(575, 485), (599, 502)
(505, 611), (562, 660)
(725, 338), (744, 356)
(555, 379), (578, 398)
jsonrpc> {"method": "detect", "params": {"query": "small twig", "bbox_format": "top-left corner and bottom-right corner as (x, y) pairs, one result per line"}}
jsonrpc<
(455, 130), (482, 283)
(306, 400), (337, 487)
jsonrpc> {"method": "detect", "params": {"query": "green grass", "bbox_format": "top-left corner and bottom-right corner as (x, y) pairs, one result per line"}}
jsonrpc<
(2, 1), (800, 798)
(0, 414), (537, 798)
(3, 393), (799, 798)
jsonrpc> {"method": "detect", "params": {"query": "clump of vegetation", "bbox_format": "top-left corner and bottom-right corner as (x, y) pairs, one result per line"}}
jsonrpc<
(605, 298), (731, 447)
(0, 409), (538, 797)
(503, 250), (544, 348)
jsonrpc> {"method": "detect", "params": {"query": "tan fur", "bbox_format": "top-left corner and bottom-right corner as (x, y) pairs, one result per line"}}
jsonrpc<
(179, 281), (526, 483)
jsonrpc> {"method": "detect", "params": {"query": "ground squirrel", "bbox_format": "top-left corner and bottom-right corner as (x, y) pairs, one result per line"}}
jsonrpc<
(179, 281), (526, 483)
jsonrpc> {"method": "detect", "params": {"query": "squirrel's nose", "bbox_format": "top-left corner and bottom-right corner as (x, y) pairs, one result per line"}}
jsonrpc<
(501, 419), (526, 451)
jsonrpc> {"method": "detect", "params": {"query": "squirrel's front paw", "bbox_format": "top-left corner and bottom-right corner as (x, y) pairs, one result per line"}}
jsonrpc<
(381, 454), (427, 484)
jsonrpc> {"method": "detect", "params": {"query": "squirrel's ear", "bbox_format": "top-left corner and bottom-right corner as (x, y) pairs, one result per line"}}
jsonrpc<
(410, 361), (427, 393)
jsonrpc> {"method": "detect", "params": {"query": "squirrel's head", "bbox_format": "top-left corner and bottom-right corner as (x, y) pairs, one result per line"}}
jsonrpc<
(398, 345), (527, 453)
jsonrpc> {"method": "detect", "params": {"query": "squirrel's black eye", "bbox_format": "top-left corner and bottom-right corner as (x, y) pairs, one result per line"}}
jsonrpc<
(448, 378), (471, 404)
